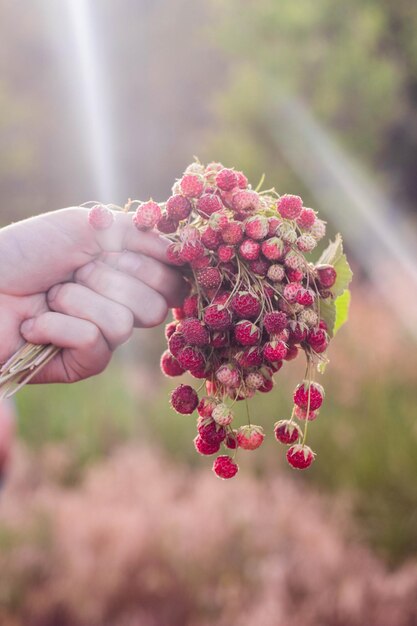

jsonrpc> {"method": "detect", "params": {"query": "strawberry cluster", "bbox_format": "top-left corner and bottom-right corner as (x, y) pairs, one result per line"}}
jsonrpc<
(89, 160), (348, 480)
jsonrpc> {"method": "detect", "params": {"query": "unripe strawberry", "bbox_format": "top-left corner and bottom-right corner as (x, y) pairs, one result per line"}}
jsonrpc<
(294, 405), (319, 421)
(160, 351), (185, 377)
(171, 384), (198, 414)
(277, 194), (303, 220)
(166, 194), (192, 220)
(133, 200), (161, 230)
(234, 320), (261, 346)
(218, 244), (235, 262)
(88, 204), (114, 230)
(196, 193), (223, 217)
(237, 425), (265, 450)
(204, 161), (224, 183)
(310, 218), (326, 240)
(294, 381), (324, 411)
(296, 207), (316, 229)
(212, 403), (234, 426)
(232, 189), (261, 214)
(213, 455), (239, 479)
(274, 420), (301, 444)
(283, 282), (301, 304)
(209, 211), (229, 231)
(197, 396), (218, 417)
(245, 372), (264, 389)
(216, 168), (239, 191)
(239, 238), (261, 261)
(284, 250), (305, 271)
(264, 340), (288, 362)
(277, 222), (298, 244)
(286, 444), (315, 469)
(298, 308), (319, 328)
(261, 237), (285, 261)
(194, 435), (220, 456)
(216, 364), (240, 388)
(180, 173), (204, 198)
(244, 215), (269, 240)
(267, 264), (285, 282)
(297, 234), (317, 252)
(316, 265), (337, 288)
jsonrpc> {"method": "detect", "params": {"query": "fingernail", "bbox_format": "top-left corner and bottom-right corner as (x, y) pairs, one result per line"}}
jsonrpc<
(21, 318), (35, 334)
(76, 261), (96, 281)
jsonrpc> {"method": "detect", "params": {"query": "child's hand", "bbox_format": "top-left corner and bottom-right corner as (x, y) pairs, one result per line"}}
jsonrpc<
(0, 207), (187, 383)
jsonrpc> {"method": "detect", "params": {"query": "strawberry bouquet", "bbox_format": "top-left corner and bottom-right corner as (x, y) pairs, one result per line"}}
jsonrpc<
(0, 160), (352, 479)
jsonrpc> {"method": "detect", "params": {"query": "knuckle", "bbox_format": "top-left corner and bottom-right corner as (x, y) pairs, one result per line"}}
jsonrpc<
(110, 308), (134, 345)
(49, 283), (71, 311)
(82, 324), (102, 350)
(142, 293), (168, 327)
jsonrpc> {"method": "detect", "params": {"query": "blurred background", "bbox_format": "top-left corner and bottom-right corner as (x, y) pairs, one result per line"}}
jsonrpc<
(1, 1), (417, 624)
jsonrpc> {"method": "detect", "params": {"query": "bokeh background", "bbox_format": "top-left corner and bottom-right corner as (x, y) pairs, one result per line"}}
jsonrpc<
(1, 1), (417, 624)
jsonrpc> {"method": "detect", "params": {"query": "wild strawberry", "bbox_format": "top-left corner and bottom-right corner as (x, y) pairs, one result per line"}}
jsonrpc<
(259, 378), (274, 393)
(307, 328), (328, 350)
(277, 194), (303, 220)
(231, 291), (261, 319)
(283, 282), (301, 303)
(170, 384), (198, 414)
(237, 346), (263, 368)
(268, 216), (281, 236)
(267, 264), (285, 282)
(272, 328), (290, 342)
(180, 173), (204, 198)
(183, 294), (199, 318)
(168, 331), (186, 357)
(204, 304), (232, 330)
(249, 258), (269, 276)
(88, 204), (114, 230)
(232, 189), (261, 214)
(218, 244), (235, 262)
(264, 340), (288, 362)
(194, 435), (220, 456)
(244, 215), (268, 240)
(157, 213), (178, 233)
(212, 403), (234, 426)
(261, 237), (285, 261)
(177, 347), (205, 371)
(296, 207), (316, 229)
(288, 321), (308, 343)
(221, 220), (244, 245)
(284, 250), (305, 271)
(209, 210), (229, 231)
(190, 253), (212, 270)
(205, 161), (224, 182)
(190, 364), (209, 379)
(310, 218), (326, 240)
(296, 288), (315, 307)
(277, 222), (297, 244)
(132, 200), (161, 230)
(293, 381), (324, 411)
(239, 239), (261, 261)
(201, 226), (222, 250)
(215, 168), (239, 191)
(297, 234), (317, 252)
(263, 311), (287, 334)
(225, 431), (238, 449)
(245, 372), (264, 389)
(298, 308), (319, 328)
(285, 345), (299, 361)
(286, 444), (315, 469)
(274, 420), (301, 444)
(178, 318), (209, 347)
(237, 425), (265, 450)
(216, 364), (240, 388)
(294, 405), (319, 421)
(286, 268), (305, 283)
(180, 240), (205, 263)
(172, 307), (186, 321)
(234, 320), (261, 346)
(166, 194), (192, 221)
(166, 243), (186, 266)
(160, 351), (185, 377)
(236, 171), (248, 189)
(165, 321), (177, 340)
(210, 330), (229, 348)
(316, 265), (337, 288)
(197, 396), (218, 417)
(197, 267), (222, 290)
(213, 455), (239, 479)
(319, 319), (328, 331)
(196, 193), (223, 217)
(198, 416), (226, 444)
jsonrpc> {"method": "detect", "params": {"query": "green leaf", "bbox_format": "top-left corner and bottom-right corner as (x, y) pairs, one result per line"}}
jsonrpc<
(319, 298), (336, 338)
(332, 252), (353, 297)
(318, 233), (343, 266)
(334, 289), (351, 335)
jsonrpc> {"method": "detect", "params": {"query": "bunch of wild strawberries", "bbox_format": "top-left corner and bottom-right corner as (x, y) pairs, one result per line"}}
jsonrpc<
(89, 161), (339, 479)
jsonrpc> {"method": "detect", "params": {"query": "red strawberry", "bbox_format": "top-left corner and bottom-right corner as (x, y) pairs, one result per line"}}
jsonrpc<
(168, 331), (186, 357)
(239, 238), (261, 261)
(231, 291), (261, 319)
(198, 416), (226, 444)
(237, 346), (263, 368)
(236, 171), (248, 189)
(196, 193), (223, 216)
(294, 405), (319, 421)
(157, 213), (178, 233)
(132, 200), (161, 230)
(180, 240), (205, 263)
(194, 435), (220, 456)
(261, 237), (285, 261)
(88, 204), (114, 230)
(197, 396), (218, 417)
(160, 350), (185, 377)
(225, 431), (238, 449)
(218, 244), (235, 262)
(286, 268), (305, 283)
(197, 267), (222, 290)
(277, 194), (303, 220)
(221, 220), (244, 245)
(274, 420), (301, 444)
(178, 318), (209, 347)
(263, 340), (288, 362)
(213, 455), (239, 479)
(177, 347), (205, 371)
(203, 304), (232, 330)
(201, 226), (222, 250)
(283, 282), (302, 303)
(166, 194), (192, 220)
(232, 189), (261, 214)
(164, 321), (177, 340)
(234, 320), (261, 346)
(296, 207), (316, 229)
(180, 173), (204, 198)
(215, 168), (239, 191)
(249, 258), (269, 276)
(263, 311), (287, 334)
(170, 384), (198, 414)
(293, 382), (324, 411)
(210, 330), (229, 348)
(286, 444), (315, 469)
(237, 425), (265, 450)
(244, 215), (269, 240)
(316, 265), (337, 288)
(166, 243), (186, 266)
(183, 294), (199, 318)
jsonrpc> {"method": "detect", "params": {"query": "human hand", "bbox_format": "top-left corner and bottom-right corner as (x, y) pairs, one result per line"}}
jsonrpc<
(0, 207), (187, 383)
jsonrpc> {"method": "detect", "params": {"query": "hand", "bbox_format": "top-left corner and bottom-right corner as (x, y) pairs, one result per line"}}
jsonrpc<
(0, 208), (187, 383)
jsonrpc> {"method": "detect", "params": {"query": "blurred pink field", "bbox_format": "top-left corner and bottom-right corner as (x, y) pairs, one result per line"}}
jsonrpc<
(1, 443), (417, 626)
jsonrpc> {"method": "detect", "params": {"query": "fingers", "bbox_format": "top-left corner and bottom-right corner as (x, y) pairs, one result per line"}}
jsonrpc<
(74, 261), (169, 327)
(20, 312), (112, 383)
(101, 251), (188, 308)
(47, 282), (134, 350)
